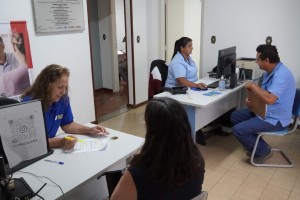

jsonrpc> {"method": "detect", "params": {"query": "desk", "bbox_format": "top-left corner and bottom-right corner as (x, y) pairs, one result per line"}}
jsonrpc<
(14, 128), (144, 200)
(155, 77), (245, 140)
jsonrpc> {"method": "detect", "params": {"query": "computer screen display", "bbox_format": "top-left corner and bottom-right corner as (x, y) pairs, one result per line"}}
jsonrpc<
(0, 99), (53, 174)
(216, 46), (236, 78)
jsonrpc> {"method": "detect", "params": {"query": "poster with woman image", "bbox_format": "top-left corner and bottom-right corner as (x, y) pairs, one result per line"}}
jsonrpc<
(0, 21), (33, 100)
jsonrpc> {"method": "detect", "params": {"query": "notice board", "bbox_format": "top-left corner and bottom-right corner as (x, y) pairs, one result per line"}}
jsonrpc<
(32, 0), (85, 33)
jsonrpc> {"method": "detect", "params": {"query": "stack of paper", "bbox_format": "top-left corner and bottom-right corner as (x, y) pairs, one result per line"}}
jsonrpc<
(66, 137), (109, 153)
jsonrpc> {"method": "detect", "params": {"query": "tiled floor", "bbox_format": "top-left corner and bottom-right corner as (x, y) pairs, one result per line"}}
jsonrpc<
(99, 105), (300, 200)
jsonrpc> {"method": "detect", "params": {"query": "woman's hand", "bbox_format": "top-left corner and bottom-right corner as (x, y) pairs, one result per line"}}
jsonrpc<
(196, 82), (207, 89)
(63, 135), (77, 150)
(89, 125), (109, 135)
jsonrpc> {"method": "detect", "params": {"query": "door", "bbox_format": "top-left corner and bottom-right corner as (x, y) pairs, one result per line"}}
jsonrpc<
(125, 0), (148, 105)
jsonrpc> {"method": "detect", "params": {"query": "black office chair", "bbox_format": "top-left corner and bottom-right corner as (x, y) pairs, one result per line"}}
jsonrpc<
(99, 169), (124, 199)
(148, 59), (168, 99)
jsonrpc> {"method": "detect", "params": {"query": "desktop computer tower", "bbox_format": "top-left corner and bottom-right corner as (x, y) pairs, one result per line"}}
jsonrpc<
(236, 58), (263, 81)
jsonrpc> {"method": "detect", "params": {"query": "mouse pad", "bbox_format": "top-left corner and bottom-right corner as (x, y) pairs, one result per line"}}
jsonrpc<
(191, 87), (208, 91)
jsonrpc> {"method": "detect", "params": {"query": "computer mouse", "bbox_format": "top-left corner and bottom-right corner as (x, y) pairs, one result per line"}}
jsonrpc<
(191, 87), (208, 91)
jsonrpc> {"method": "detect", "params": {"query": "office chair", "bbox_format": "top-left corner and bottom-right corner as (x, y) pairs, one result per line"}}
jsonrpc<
(190, 191), (208, 200)
(250, 88), (300, 167)
(148, 59), (168, 99)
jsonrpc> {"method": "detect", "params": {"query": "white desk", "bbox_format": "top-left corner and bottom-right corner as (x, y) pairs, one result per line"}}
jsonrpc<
(14, 128), (144, 200)
(155, 76), (245, 140)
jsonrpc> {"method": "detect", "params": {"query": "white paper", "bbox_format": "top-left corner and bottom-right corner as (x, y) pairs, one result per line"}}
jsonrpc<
(65, 137), (109, 153)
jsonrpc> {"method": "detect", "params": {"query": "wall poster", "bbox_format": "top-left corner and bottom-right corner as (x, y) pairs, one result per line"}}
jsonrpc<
(32, 0), (85, 33)
(0, 21), (33, 100)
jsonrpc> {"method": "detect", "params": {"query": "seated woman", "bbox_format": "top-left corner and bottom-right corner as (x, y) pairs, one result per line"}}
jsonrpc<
(21, 64), (108, 149)
(165, 37), (206, 89)
(111, 97), (205, 200)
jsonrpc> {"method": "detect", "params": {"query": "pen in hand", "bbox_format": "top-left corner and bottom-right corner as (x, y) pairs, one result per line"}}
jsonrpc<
(44, 159), (64, 165)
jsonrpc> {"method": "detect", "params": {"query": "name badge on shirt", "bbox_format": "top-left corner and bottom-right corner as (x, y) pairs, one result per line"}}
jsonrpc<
(55, 114), (63, 120)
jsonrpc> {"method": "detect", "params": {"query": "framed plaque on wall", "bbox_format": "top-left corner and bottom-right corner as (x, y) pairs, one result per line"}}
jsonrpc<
(32, 0), (85, 33)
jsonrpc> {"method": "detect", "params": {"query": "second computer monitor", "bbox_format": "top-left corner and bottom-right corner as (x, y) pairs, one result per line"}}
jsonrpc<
(216, 46), (236, 79)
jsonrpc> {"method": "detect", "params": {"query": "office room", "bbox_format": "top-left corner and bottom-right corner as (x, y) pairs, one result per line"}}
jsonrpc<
(0, 0), (300, 199)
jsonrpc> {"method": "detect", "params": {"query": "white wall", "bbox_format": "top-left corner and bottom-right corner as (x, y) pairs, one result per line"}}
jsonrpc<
(0, 0), (96, 124)
(165, 0), (201, 73)
(115, 0), (126, 51)
(201, 0), (300, 86)
(166, 0), (184, 63)
(184, 0), (201, 72)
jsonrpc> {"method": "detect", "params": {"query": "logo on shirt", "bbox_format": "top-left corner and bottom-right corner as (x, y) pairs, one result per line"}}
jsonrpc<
(55, 114), (63, 120)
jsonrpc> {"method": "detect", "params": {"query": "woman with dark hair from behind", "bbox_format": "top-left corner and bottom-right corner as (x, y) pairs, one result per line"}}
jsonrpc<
(111, 97), (205, 200)
(165, 37), (206, 89)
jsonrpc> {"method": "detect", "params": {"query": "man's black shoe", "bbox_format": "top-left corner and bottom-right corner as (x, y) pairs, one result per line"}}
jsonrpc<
(249, 148), (273, 164)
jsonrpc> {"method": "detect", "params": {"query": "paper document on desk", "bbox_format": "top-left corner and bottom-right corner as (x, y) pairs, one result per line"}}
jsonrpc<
(66, 137), (109, 153)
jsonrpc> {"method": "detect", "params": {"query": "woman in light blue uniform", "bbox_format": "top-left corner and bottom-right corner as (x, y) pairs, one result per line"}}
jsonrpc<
(165, 37), (206, 89)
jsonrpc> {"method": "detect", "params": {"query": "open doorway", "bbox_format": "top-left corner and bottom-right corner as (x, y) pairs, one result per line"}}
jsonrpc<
(87, 0), (129, 122)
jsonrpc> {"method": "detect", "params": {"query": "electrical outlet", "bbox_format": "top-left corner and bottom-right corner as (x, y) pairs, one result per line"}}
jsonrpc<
(211, 36), (216, 44)
(266, 36), (272, 45)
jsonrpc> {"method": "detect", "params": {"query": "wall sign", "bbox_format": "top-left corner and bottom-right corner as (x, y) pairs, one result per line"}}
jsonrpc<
(32, 0), (85, 33)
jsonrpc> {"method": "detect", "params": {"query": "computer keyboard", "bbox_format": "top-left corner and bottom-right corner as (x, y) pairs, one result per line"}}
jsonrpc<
(207, 81), (219, 89)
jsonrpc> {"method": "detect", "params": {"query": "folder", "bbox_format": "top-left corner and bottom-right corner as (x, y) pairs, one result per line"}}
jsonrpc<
(247, 89), (267, 119)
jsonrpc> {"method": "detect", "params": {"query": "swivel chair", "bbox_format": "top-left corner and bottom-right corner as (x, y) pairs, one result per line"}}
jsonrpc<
(250, 88), (300, 167)
(148, 59), (168, 99)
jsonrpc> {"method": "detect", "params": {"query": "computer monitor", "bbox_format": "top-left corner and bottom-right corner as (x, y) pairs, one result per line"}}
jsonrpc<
(0, 99), (53, 175)
(216, 46), (237, 79)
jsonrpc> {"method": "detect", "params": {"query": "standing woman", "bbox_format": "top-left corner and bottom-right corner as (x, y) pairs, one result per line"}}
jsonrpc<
(165, 37), (206, 89)
(111, 97), (205, 200)
(21, 64), (108, 149)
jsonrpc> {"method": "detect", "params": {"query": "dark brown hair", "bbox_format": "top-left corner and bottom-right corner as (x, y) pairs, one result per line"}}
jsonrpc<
(130, 97), (205, 187)
(172, 37), (192, 59)
(21, 64), (70, 110)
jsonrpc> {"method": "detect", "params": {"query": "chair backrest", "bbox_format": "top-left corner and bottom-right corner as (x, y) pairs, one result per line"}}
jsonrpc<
(150, 59), (168, 86)
(292, 88), (300, 117)
(287, 88), (300, 134)
(148, 59), (168, 99)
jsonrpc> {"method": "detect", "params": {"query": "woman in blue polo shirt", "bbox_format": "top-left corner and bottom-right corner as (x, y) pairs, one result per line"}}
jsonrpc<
(165, 37), (206, 89)
(21, 64), (108, 149)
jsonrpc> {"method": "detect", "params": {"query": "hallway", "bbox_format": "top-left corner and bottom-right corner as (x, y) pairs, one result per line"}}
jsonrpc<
(94, 83), (129, 122)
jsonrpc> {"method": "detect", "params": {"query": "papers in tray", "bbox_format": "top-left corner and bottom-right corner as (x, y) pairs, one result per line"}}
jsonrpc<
(65, 137), (109, 153)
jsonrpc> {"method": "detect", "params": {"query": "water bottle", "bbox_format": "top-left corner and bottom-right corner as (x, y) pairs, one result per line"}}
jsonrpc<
(219, 75), (225, 91)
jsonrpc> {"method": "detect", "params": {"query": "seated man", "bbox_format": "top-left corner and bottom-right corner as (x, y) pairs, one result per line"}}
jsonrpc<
(230, 44), (296, 164)
(118, 50), (127, 84)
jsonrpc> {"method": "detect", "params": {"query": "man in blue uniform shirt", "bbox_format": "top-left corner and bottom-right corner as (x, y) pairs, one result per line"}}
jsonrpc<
(230, 44), (296, 164)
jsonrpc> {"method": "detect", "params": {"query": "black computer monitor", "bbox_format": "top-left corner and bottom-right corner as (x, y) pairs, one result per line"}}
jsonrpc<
(216, 46), (236, 78)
